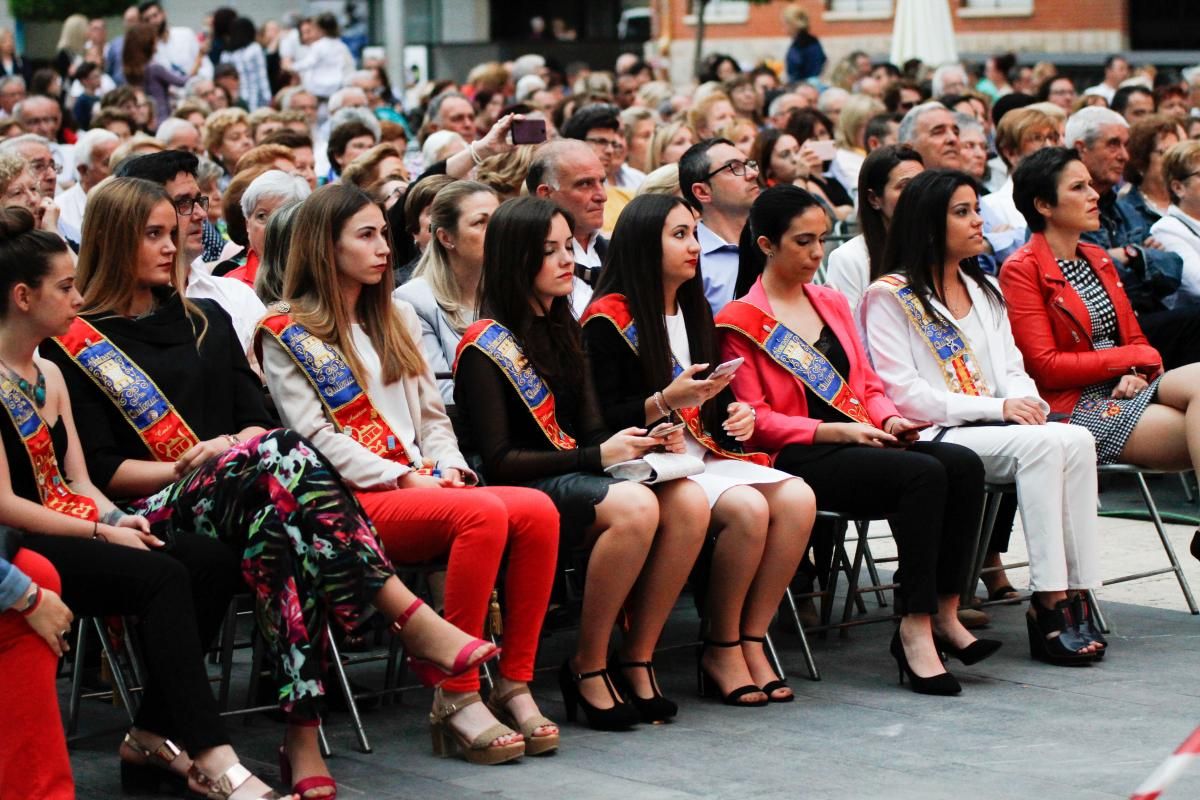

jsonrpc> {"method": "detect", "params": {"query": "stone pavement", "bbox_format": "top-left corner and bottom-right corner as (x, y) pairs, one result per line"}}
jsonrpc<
(64, 473), (1200, 800)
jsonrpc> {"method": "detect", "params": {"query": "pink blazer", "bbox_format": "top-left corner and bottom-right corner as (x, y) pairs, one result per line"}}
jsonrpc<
(718, 277), (900, 454)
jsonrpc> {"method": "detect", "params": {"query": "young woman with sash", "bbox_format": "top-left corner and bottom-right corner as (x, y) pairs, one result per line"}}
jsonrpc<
(582, 193), (816, 705)
(717, 185), (989, 696)
(258, 183), (559, 764)
(0, 206), (296, 799)
(1001, 146), (1200, 568)
(859, 169), (1105, 665)
(454, 197), (710, 728)
(42, 178), (498, 800)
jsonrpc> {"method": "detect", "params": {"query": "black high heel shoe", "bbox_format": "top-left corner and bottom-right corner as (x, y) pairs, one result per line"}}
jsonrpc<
(1069, 593), (1107, 658)
(889, 629), (961, 696)
(1026, 597), (1098, 666)
(610, 656), (678, 723)
(557, 659), (640, 731)
(1190, 530), (1199, 563)
(740, 635), (793, 703)
(932, 634), (1002, 666)
(696, 640), (768, 707)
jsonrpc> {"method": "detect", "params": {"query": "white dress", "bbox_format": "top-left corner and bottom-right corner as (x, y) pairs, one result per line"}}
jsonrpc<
(665, 311), (794, 507)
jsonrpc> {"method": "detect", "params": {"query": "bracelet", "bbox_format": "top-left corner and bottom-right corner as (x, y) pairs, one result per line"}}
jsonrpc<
(653, 391), (671, 419)
(468, 142), (484, 166)
(92, 520), (98, 538)
(19, 584), (42, 616)
(223, 433), (241, 448)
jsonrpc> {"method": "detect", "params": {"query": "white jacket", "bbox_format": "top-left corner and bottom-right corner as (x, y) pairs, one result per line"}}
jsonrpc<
(823, 234), (870, 312)
(1149, 205), (1200, 307)
(859, 272), (1045, 437)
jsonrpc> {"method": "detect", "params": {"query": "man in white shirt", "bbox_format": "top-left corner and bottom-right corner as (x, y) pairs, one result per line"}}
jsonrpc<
(527, 140), (609, 316)
(114, 151), (265, 356)
(138, 0), (211, 80)
(679, 138), (760, 313)
(56, 128), (119, 245)
(1084, 54), (1130, 105)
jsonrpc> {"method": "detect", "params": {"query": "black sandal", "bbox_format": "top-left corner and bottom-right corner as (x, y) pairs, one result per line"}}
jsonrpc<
(740, 635), (793, 703)
(696, 640), (768, 707)
(1026, 598), (1098, 666)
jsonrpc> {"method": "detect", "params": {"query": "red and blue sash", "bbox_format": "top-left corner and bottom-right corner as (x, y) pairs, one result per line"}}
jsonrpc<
(874, 275), (991, 397)
(715, 300), (874, 426)
(257, 310), (410, 463)
(454, 319), (577, 450)
(582, 294), (770, 466)
(53, 318), (200, 462)
(0, 373), (98, 520)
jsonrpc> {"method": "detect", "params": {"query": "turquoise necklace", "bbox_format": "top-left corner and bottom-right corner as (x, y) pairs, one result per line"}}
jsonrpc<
(0, 357), (46, 408)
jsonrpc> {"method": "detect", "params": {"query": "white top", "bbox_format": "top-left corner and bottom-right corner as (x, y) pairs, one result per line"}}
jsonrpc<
(1084, 83), (1117, 103)
(261, 301), (472, 491)
(830, 148), (865, 204)
(54, 183), (86, 244)
(185, 259), (266, 356)
(293, 37), (354, 98)
(1149, 206), (1200, 308)
(980, 177), (1028, 267)
(154, 27), (210, 80)
(823, 234), (870, 312)
(570, 234), (601, 318)
(859, 272), (1046, 437)
(614, 164), (646, 191)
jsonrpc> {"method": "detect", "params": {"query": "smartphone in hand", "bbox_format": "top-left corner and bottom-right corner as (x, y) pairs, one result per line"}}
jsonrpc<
(650, 421), (686, 438)
(703, 357), (744, 381)
(511, 119), (547, 144)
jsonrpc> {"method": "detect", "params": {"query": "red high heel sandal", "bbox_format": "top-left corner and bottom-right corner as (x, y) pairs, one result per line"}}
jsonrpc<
(390, 598), (500, 688)
(279, 719), (337, 800)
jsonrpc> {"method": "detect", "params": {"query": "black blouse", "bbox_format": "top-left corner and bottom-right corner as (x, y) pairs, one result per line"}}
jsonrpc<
(453, 318), (608, 484)
(582, 314), (744, 451)
(803, 325), (854, 423)
(0, 413), (69, 505)
(42, 292), (277, 493)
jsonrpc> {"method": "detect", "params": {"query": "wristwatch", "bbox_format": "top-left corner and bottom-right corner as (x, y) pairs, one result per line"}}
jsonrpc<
(20, 583), (39, 612)
(1123, 244), (1139, 262)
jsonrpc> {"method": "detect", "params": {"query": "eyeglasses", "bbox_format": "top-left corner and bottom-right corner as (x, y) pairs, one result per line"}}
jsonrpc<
(585, 137), (624, 152)
(30, 159), (62, 175)
(706, 159), (758, 179)
(173, 195), (210, 215)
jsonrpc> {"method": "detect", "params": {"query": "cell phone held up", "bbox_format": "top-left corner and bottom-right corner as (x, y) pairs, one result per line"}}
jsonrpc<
(511, 118), (547, 145)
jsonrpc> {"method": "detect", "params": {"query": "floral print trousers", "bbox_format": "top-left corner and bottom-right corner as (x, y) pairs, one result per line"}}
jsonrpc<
(127, 428), (394, 719)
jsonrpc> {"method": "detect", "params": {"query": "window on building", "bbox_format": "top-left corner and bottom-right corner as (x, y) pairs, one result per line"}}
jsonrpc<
(960, 0), (1033, 11)
(826, 0), (892, 13)
(686, 1), (750, 24)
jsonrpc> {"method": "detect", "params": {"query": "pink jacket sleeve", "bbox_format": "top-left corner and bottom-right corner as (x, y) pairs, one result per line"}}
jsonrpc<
(720, 327), (822, 451)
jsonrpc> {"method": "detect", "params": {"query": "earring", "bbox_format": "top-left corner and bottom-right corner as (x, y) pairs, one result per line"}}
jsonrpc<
(767, 252), (775, 258)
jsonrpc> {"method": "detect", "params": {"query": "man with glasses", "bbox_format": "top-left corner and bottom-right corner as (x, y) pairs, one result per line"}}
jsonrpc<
(0, 134), (60, 198)
(13, 98), (74, 193)
(114, 151), (265, 356)
(527, 139), (609, 315)
(679, 138), (760, 313)
(562, 103), (645, 233)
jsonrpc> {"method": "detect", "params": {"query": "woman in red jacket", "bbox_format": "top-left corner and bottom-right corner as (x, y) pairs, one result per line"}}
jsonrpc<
(1001, 146), (1200, 563)
(719, 185), (993, 695)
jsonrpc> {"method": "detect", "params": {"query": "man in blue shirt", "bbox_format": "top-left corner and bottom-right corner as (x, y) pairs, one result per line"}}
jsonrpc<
(679, 138), (760, 313)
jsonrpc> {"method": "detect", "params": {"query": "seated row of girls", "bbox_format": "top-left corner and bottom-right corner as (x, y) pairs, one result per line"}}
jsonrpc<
(5, 181), (504, 800)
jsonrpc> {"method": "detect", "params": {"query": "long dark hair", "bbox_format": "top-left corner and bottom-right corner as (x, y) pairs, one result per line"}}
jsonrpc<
(478, 196), (584, 392)
(0, 207), (69, 318)
(859, 144), (923, 278)
(879, 169), (1004, 323)
(594, 194), (721, 432)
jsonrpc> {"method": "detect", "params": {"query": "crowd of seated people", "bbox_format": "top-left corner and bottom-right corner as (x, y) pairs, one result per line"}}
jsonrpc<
(5, 21), (1200, 797)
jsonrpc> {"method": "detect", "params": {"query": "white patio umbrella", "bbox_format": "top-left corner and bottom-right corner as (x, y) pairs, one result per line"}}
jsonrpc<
(890, 0), (959, 68)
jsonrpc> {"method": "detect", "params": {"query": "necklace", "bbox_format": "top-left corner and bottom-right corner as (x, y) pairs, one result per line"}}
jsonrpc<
(0, 357), (46, 408)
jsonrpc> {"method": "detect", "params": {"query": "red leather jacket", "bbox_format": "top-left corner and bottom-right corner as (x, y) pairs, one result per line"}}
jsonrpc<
(999, 232), (1163, 414)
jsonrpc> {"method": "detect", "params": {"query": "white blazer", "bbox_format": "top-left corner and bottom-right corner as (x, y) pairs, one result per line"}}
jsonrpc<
(823, 233), (870, 311)
(1149, 206), (1200, 307)
(859, 271), (1045, 437)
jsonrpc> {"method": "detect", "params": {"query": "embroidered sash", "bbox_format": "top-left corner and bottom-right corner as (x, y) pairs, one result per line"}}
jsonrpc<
(454, 319), (577, 450)
(53, 318), (200, 462)
(257, 310), (410, 463)
(715, 300), (874, 425)
(581, 294), (770, 466)
(874, 275), (991, 397)
(0, 374), (98, 520)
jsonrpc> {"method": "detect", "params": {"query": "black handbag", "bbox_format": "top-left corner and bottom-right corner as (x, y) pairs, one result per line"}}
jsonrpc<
(0, 524), (23, 562)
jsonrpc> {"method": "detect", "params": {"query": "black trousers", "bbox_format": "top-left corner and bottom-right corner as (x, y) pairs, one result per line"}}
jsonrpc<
(1141, 306), (1200, 369)
(775, 441), (985, 614)
(22, 533), (240, 753)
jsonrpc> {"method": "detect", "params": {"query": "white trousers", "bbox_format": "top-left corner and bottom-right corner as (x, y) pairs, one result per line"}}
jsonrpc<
(940, 422), (1101, 591)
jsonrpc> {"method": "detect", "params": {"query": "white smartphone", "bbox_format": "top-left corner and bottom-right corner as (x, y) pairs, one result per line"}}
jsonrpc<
(806, 139), (837, 162)
(650, 421), (686, 438)
(706, 357), (744, 381)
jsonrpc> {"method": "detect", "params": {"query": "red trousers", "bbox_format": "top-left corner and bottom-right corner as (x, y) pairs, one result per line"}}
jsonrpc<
(0, 550), (74, 799)
(356, 486), (558, 692)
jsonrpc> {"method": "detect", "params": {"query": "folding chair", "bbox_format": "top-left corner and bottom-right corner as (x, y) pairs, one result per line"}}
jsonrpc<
(66, 617), (141, 737)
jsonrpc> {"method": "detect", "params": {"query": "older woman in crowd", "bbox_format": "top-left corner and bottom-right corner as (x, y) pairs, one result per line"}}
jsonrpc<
(1150, 140), (1200, 307)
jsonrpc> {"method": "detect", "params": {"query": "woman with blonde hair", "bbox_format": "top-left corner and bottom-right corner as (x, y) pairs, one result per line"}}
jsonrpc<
(54, 14), (89, 81)
(260, 183), (560, 764)
(831, 94), (885, 194)
(340, 143), (408, 191)
(475, 144), (536, 200)
(687, 92), (737, 140)
(394, 180), (500, 403)
(648, 120), (697, 171)
(46, 177), (499, 798)
(203, 107), (254, 185)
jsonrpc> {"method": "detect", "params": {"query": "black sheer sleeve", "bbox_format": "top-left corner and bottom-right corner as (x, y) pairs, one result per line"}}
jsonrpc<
(454, 347), (604, 484)
(582, 319), (660, 432)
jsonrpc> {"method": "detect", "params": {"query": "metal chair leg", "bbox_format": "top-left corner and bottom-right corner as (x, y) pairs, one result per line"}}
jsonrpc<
(317, 723), (331, 758)
(217, 601), (238, 711)
(66, 621), (87, 736)
(763, 630), (785, 681)
(93, 618), (137, 723)
(1180, 472), (1195, 503)
(964, 491), (1004, 605)
(862, 538), (888, 608)
(1086, 589), (1109, 635)
(1135, 472), (1199, 615)
(839, 523), (869, 630)
(325, 622), (372, 754)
